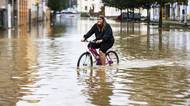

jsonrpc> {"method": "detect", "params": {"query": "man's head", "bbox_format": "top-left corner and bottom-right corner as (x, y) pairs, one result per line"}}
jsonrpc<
(97, 15), (105, 26)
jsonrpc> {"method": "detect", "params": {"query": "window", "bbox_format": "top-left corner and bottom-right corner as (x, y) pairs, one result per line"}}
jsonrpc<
(0, 11), (3, 27)
(85, 6), (88, 10)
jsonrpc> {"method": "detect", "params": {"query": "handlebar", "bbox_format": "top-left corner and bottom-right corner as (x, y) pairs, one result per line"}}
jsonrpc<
(81, 40), (96, 44)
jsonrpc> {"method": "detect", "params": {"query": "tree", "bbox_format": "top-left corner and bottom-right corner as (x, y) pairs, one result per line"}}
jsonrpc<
(137, 0), (156, 24)
(47, 0), (69, 25)
(47, 0), (69, 12)
(103, 0), (139, 21)
(103, 0), (188, 27)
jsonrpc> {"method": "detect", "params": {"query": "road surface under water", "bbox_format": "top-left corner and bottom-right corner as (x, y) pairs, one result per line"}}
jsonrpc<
(0, 16), (189, 106)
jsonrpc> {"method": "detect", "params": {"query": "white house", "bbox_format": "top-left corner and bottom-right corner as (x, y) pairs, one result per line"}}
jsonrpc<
(77, 0), (103, 13)
(105, 7), (120, 17)
(77, 0), (147, 18)
(28, 0), (48, 21)
(77, 0), (124, 16)
(150, 0), (190, 21)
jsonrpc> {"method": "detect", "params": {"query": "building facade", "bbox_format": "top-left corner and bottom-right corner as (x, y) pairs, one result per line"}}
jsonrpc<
(0, 0), (8, 28)
(0, 0), (27, 28)
(0, 0), (49, 29)
(18, 0), (28, 25)
(29, 0), (49, 22)
(150, 1), (190, 22)
(77, 0), (103, 14)
(77, 0), (147, 18)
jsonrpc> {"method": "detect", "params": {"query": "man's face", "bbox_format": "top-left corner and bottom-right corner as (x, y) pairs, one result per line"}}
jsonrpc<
(97, 18), (103, 25)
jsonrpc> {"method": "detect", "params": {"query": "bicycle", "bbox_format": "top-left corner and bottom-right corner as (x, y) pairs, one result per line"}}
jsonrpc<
(77, 40), (119, 68)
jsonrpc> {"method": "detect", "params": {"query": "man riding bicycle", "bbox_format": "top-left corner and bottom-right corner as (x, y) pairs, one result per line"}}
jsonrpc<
(81, 15), (114, 65)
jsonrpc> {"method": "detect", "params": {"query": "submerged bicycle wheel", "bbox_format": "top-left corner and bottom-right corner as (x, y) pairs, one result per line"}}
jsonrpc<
(77, 52), (93, 68)
(106, 51), (119, 65)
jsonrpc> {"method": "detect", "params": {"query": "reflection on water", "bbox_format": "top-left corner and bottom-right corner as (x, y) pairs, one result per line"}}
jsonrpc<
(113, 66), (190, 106)
(77, 67), (115, 106)
(0, 17), (189, 106)
(0, 25), (38, 105)
(77, 65), (190, 106)
(77, 67), (116, 106)
(114, 22), (190, 64)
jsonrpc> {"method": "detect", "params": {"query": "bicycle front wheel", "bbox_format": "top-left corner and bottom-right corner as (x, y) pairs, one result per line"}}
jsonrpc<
(77, 52), (93, 68)
(106, 51), (119, 65)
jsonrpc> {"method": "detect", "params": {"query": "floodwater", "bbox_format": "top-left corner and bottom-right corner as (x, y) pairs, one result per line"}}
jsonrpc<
(0, 15), (190, 106)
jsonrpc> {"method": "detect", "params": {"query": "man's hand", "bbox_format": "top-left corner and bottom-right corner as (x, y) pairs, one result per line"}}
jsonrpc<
(81, 37), (86, 42)
(96, 39), (103, 43)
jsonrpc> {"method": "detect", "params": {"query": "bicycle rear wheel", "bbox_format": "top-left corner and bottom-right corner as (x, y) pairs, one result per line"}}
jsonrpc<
(77, 52), (93, 68)
(106, 51), (119, 65)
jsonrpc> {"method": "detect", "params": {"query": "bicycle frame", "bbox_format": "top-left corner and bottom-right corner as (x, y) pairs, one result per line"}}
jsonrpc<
(88, 47), (101, 65)
(77, 41), (119, 68)
(89, 48), (98, 57)
(88, 47), (114, 65)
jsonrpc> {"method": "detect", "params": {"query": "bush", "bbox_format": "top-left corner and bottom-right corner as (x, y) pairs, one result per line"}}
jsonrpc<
(80, 13), (90, 17)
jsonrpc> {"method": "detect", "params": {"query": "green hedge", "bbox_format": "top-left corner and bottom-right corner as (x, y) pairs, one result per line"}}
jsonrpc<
(80, 13), (90, 17)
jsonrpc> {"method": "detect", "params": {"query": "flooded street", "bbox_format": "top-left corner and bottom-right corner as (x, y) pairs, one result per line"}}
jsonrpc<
(0, 16), (190, 106)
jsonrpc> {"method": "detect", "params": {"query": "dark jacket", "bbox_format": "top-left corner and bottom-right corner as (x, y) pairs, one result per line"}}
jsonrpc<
(84, 23), (114, 42)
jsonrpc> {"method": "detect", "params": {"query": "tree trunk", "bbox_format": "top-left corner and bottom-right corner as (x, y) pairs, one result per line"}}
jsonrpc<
(147, 25), (150, 50)
(159, 0), (163, 28)
(120, 9), (123, 22)
(158, 29), (162, 50)
(132, 8), (134, 20)
(120, 9), (123, 33)
(147, 8), (150, 25)
(172, 3), (175, 20)
(50, 11), (56, 26)
(127, 8), (129, 20)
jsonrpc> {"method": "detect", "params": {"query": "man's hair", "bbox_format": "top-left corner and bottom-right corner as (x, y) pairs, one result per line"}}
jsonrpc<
(97, 15), (106, 32)
(99, 15), (105, 21)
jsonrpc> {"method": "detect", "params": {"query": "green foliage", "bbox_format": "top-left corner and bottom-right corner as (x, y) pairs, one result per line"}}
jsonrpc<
(102, 0), (188, 9)
(102, 0), (188, 27)
(80, 12), (90, 17)
(47, 0), (69, 12)
(103, 0), (138, 10)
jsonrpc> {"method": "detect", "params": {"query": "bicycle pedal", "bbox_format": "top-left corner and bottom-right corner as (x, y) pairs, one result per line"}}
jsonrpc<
(83, 64), (87, 66)
(108, 61), (113, 64)
(96, 62), (102, 65)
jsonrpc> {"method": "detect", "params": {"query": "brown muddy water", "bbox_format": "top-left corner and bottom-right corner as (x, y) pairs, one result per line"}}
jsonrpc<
(0, 16), (189, 106)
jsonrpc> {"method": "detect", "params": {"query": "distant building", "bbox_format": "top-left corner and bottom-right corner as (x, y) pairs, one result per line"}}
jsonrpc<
(77, 0), (103, 14)
(0, 0), (7, 28)
(77, 0), (146, 18)
(105, 7), (120, 17)
(0, 0), (49, 29)
(18, 0), (28, 25)
(150, 1), (190, 21)
(105, 7), (147, 18)
(28, 0), (48, 22)
(0, 0), (28, 28)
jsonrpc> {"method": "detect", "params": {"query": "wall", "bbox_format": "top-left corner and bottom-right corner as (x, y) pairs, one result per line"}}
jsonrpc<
(77, 0), (103, 13)
(0, 0), (6, 9)
(18, 0), (28, 25)
(0, 0), (7, 28)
